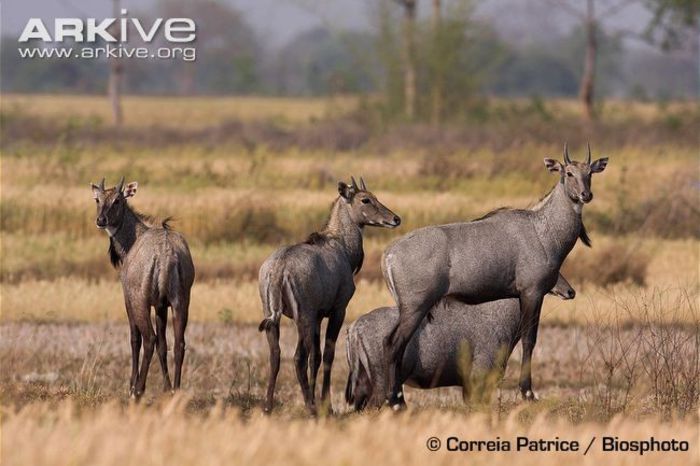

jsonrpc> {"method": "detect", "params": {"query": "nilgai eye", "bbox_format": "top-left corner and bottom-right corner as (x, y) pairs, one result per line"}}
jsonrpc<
(361, 198), (371, 204)
(566, 172), (573, 177)
(95, 199), (99, 204)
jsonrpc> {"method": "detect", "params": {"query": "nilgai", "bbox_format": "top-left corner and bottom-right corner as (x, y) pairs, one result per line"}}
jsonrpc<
(382, 144), (607, 407)
(258, 177), (400, 414)
(345, 274), (576, 411)
(91, 177), (195, 398)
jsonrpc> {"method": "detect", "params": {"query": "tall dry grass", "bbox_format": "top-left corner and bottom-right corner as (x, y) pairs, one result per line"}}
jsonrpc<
(3, 396), (698, 466)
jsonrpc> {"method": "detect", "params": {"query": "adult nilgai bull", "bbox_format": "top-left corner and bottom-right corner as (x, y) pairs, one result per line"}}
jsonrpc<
(91, 178), (195, 399)
(382, 144), (608, 407)
(258, 177), (400, 415)
(345, 273), (576, 411)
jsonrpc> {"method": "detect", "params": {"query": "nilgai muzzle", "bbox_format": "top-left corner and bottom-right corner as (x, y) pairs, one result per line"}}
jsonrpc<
(345, 274), (576, 411)
(91, 177), (195, 398)
(258, 177), (400, 415)
(382, 144), (607, 407)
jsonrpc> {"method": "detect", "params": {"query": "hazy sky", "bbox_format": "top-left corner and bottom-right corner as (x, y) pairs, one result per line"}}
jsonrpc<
(2, 0), (652, 50)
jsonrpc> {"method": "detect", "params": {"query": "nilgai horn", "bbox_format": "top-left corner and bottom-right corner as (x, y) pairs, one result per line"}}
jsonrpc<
(91, 178), (195, 399)
(381, 144), (608, 408)
(258, 177), (400, 415)
(345, 274), (576, 410)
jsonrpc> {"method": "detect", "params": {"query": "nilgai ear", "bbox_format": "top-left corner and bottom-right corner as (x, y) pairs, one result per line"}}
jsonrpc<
(338, 181), (354, 200)
(124, 181), (138, 198)
(590, 157), (608, 173)
(544, 158), (563, 173)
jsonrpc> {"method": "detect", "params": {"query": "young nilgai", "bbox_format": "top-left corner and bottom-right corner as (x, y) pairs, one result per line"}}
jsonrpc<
(345, 274), (576, 411)
(382, 144), (608, 408)
(91, 177), (195, 399)
(258, 177), (400, 415)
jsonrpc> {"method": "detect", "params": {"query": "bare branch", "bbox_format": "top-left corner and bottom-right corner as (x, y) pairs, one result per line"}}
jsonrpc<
(543, 0), (586, 20)
(600, 0), (637, 19)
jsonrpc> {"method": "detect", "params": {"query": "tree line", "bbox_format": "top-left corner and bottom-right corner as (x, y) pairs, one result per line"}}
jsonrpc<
(2, 0), (697, 123)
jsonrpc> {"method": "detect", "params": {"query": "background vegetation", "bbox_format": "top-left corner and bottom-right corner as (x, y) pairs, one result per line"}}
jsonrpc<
(1, 1), (698, 463)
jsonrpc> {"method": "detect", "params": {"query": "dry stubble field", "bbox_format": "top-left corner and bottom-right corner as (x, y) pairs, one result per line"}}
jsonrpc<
(1, 94), (698, 465)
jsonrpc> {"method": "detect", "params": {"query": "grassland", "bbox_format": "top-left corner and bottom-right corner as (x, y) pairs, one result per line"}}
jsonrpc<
(1, 94), (698, 465)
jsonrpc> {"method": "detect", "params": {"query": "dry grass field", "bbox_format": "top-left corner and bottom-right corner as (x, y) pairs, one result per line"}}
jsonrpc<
(1, 94), (698, 465)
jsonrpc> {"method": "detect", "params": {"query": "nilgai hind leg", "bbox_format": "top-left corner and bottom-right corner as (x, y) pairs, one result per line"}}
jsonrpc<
(155, 303), (172, 392)
(384, 297), (439, 408)
(171, 293), (189, 390)
(263, 324), (281, 413)
(517, 292), (544, 400)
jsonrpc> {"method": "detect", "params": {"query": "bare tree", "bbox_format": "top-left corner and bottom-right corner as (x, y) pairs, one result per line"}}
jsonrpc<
(395, 0), (417, 119)
(547, 0), (638, 120)
(431, 0), (443, 125)
(108, 0), (123, 126)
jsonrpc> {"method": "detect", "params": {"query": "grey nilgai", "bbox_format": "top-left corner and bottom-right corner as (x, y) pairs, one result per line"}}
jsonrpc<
(258, 177), (400, 414)
(381, 144), (608, 407)
(345, 273), (576, 411)
(91, 178), (195, 398)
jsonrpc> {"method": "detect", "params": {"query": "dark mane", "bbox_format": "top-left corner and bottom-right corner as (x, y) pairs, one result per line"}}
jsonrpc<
(305, 231), (329, 245)
(161, 216), (173, 230)
(108, 238), (122, 268)
(130, 206), (157, 227)
(579, 222), (592, 247)
(472, 206), (514, 222)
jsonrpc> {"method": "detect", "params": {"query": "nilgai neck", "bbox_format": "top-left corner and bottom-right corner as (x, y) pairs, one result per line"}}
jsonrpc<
(110, 207), (149, 261)
(532, 182), (582, 266)
(323, 197), (364, 274)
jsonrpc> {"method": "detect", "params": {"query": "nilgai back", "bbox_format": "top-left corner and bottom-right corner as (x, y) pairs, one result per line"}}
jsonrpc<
(91, 177), (195, 398)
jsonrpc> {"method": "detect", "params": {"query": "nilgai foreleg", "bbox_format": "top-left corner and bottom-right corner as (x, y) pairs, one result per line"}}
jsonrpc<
(155, 303), (172, 392)
(308, 321), (322, 408)
(134, 305), (156, 398)
(320, 306), (347, 411)
(127, 314), (141, 397)
(518, 292), (544, 401)
(294, 325), (315, 415)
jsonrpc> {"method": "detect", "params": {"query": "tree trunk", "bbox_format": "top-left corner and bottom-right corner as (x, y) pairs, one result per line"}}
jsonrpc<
(400, 0), (417, 120)
(431, 0), (443, 126)
(108, 0), (123, 126)
(579, 0), (597, 121)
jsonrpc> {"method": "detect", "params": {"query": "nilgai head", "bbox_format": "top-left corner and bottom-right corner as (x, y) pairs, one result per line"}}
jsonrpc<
(548, 277), (576, 300)
(90, 177), (138, 232)
(338, 176), (401, 228)
(544, 143), (608, 204)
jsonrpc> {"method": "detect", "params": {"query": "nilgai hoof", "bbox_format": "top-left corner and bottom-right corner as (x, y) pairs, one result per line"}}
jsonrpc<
(386, 392), (407, 411)
(522, 390), (540, 402)
(306, 404), (318, 417)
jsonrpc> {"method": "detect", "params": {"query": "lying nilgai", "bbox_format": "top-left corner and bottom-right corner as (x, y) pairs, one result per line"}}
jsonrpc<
(382, 144), (608, 407)
(91, 178), (195, 398)
(258, 177), (400, 414)
(345, 274), (576, 410)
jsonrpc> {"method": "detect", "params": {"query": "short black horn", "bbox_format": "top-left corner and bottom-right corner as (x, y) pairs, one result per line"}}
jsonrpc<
(586, 142), (592, 165)
(350, 176), (358, 190)
(116, 176), (125, 192)
(99, 178), (105, 190)
(563, 142), (571, 165)
(360, 177), (367, 191)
